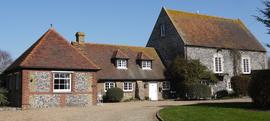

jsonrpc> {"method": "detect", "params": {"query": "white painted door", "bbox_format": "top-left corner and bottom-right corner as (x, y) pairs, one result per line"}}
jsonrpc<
(149, 82), (158, 101)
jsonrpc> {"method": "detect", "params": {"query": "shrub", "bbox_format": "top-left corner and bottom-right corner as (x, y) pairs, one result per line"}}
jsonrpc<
(231, 75), (251, 96)
(167, 56), (217, 98)
(183, 83), (211, 100)
(168, 56), (217, 84)
(0, 88), (8, 106)
(249, 70), (270, 109)
(215, 90), (229, 99)
(105, 87), (123, 102)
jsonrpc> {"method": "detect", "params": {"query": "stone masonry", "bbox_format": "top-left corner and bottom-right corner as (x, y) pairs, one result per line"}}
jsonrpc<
(22, 70), (95, 109)
(147, 8), (268, 93)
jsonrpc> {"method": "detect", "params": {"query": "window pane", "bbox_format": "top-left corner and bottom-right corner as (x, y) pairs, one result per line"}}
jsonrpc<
(54, 85), (59, 89)
(55, 73), (60, 78)
(54, 79), (59, 84)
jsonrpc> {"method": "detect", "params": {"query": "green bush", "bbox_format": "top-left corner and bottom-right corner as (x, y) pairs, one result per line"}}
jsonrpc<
(0, 88), (8, 106)
(215, 90), (229, 99)
(249, 70), (270, 109)
(183, 83), (211, 100)
(167, 56), (217, 99)
(231, 75), (251, 96)
(105, 87), (123, 102)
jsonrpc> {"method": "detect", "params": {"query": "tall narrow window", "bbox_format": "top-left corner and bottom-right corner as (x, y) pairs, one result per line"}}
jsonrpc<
(116, 59), (128, 69)
(242, 57), (251, 74)
(160, 24), (165, 37)
(104, 82), (115, 92)
(213, 53), (223, 73)
(53, 72), (72, 93)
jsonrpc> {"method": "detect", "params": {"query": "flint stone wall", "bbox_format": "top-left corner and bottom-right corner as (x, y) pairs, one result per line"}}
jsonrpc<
(186, 46), (267, 92)
(27, 71), (93, 108)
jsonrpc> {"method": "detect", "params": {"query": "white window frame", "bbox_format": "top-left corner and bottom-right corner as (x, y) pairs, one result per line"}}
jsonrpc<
(241, 56), (251, 74)
(104, 82), (115, 92)
(160, 24), (165, 37)
(123, 82), (133, 92)
(116, 59), (128, 69)
(162, 81), (170, 90)
(213, 53), (224, 73)
(141, 60), (152, 70)
(52, 71), (72, 93)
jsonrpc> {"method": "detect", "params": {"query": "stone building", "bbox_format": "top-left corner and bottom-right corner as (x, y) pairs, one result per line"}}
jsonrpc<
(0, 29), (168, 109)
(147, 8), (268, 92)
(71, 33), (168, 101)
(1, 29), (99, 109)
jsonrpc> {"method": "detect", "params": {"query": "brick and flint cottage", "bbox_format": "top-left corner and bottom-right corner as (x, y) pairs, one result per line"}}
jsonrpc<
(0, 28), (168, 109)
(0, 8), (268, 109)
(147, 8), (268, 93)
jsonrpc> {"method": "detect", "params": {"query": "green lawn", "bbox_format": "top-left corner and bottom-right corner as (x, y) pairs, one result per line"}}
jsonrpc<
(159, 102), (270, 121)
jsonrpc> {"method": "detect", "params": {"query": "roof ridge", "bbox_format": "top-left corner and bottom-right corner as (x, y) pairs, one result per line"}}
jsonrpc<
(84, 42), (155, 49)
(165, 8), (237, 22)
(50, 30), (100, 69)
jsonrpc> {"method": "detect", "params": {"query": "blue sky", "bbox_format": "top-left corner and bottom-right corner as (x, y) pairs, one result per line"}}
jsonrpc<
(0, 0), (269, 59)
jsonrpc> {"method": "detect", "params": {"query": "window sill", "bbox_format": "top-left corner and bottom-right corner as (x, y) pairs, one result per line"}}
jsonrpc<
(123, 90), (133, 92)
(142, 68), (152, 70)
(117, 68), (128, 70)
(53, 90), (72, 93)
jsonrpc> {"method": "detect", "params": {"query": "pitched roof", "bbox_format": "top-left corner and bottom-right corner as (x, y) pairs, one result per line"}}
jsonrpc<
(137, 52), (154, 60)
(112, 49), (129, 59)
(5, 29), (99, 73)
(164, 8), (266, 52)
(72, 43), (166, 80)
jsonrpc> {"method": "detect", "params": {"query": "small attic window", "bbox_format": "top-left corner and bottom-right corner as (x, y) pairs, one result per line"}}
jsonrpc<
(116, 59), (128, 69)
(141, 60), (152, 70)
(160, 24), (166, 37)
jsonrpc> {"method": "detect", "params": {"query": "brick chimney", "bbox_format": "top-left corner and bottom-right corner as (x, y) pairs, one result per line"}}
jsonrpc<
(75, 32), (85, 44)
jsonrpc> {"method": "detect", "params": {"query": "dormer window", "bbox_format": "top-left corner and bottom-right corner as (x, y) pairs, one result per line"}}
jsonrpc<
(112, 49), (129, 69)
(141, 60), (152, 70)
(137, 52), (154, 70)
(116, 59), (128, 69)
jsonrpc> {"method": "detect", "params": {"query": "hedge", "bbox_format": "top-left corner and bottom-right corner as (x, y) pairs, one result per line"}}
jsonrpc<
(231, 75), (251, 96)
(249, 70), (270, 109)
(183, 83), (211, 100)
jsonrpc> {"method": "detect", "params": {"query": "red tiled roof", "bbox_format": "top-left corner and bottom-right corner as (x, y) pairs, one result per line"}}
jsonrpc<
(165, 8), (266, 52)
(112, 49), (129, 59)
(72, 43), (166, 80)
(137, 52), (154, 60)
(5, 29), (99, 73)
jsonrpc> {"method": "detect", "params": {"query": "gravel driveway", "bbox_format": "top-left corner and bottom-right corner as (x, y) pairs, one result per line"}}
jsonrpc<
(0, 98), (251, 121)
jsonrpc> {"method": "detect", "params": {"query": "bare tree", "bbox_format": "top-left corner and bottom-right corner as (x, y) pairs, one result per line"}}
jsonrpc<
(0, 50), (12, 74)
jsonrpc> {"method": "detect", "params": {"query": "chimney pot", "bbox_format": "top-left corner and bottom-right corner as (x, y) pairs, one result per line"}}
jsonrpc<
(76, 32), (85, 44)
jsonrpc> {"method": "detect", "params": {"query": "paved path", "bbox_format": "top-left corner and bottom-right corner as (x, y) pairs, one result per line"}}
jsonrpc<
(0, 98), (251, 121)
